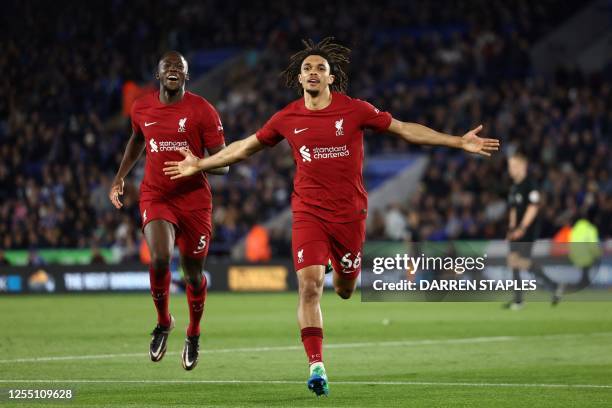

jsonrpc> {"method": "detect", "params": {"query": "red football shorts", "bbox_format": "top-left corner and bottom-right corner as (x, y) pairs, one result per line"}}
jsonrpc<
(292, 211), (365, 280)
(140, 200), (212, 259)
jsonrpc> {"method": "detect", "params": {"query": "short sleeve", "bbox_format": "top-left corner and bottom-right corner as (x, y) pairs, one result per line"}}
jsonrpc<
(201, 101), (226, 149)
(130, 102), (141, 135)
(353, 99), (392, 132)
(256, 112), (285, 147)
(528, 189), (540, 204)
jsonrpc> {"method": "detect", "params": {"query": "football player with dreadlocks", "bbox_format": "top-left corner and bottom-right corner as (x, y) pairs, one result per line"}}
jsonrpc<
(163, 37), (499, 396)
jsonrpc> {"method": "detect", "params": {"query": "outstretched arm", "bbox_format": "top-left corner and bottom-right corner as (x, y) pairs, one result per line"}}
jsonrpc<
(387, 119), (499, 157)
(163, 134), (265, 179)
(109, 130), (145, 209)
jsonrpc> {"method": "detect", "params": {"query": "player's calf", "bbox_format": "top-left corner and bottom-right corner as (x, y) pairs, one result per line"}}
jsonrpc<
(325, 260), (353, 298)
(332, 273), (358, 300)
(335, 287), (353, 299)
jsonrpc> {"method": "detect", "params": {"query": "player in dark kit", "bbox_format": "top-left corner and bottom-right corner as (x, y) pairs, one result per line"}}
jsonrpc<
(109, 51), (227, 370)
(162, 38), (499, 395)
(506, 151), (561, 309)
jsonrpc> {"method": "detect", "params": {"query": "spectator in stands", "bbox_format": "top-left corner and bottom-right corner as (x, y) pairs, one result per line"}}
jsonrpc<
(384, 204), (409, 241)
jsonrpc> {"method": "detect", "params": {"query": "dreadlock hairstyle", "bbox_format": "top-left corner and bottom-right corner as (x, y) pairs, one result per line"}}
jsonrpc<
(281, 37), (351, 94)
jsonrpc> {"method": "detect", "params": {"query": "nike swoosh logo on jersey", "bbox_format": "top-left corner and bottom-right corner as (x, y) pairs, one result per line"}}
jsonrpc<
(145, 122), (157, 127)
(193, 249), (206, 254)
(294, 128), (308, 134)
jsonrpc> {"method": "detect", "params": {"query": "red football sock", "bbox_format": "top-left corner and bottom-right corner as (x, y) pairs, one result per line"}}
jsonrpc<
(301, 327), (323, 365)
(149, 266), (171, 327)
(186, 275), (207, 337)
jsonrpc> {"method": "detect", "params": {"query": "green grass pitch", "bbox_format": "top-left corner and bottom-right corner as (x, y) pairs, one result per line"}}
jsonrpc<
(1, 292), (611, 407)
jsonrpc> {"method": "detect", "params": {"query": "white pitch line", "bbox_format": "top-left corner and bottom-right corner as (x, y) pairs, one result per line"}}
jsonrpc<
(0, 336), (513, 364)
(0, 352), (158, 364)
(1, 332), (610, 365)
(0, 379), (610, 389)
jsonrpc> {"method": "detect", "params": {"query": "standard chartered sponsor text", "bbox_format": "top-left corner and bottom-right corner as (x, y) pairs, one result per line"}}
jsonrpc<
(159, 141), (189, 151)
(313, 145), (350, 159)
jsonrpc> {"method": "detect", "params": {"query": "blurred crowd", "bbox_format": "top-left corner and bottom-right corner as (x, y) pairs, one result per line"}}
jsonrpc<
(365, 72), (612, 241)
(213, 1), (611, 245)
(1, 0), (608, 260)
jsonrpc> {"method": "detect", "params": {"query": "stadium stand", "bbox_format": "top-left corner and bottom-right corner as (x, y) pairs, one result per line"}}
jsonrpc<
(1, 0), (608, 260)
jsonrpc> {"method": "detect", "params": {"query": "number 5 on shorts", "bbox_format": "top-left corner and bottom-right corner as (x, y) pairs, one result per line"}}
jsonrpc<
(193, 235), (207, 254)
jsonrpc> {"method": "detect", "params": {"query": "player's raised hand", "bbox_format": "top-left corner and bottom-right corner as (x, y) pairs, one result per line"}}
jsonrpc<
(163, 149), (201, 179)
(109, 177), (125, 209)
(461, 125), (500, 157)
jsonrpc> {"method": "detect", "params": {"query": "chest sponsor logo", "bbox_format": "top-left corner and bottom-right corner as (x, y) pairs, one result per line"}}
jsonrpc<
(299, 145), (350, 161)
(149, 138), (189, 153)
(149, 139), (158, 153)
(178, 117), (187, 132)
(299, 146), (311, 162)
(335, 118), (344, 136)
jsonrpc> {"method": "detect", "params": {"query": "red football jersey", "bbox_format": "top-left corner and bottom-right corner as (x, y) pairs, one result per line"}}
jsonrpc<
(131, 91), (225, 210)
(256, 92), (392, 222)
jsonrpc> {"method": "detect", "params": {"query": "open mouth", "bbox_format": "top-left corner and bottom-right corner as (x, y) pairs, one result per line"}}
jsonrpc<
(307, 79), (320, 84)
(167, 74), (179, 82)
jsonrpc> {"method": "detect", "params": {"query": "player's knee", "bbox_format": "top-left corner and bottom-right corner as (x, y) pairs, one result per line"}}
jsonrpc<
(335, 287), (353, 299)
(150, 252), (172, 273)
(299, 278), (323, 304)
(185, 273), (202, 289)
(300, 287), (321, 304)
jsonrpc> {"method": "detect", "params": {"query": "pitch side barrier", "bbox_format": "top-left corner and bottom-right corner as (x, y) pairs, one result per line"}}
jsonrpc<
(0, 260), (296, 295)
(1, 240), (610, 299)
